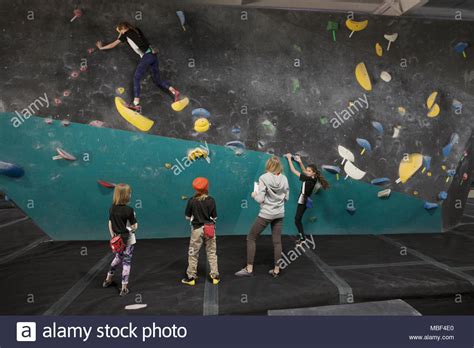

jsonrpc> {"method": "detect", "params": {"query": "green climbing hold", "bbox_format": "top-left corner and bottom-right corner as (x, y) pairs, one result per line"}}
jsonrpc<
(291, 78), (300, 93)
(320, 117), (328, 125)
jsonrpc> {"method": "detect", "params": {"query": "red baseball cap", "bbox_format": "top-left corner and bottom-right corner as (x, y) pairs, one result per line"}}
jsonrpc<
(192, 177), (209, 193)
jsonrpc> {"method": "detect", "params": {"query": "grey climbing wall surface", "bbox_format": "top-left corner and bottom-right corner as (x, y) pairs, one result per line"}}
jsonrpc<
(0, 0), (473, 206)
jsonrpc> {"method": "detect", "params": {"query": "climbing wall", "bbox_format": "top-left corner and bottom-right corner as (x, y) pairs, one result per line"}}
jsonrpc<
(0, 0), (472, 238)
(0, 114), (441, 240)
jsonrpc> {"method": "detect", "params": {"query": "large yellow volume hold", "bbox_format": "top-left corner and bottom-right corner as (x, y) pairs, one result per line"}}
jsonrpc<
(114, 97), (154, 132)
(396, 153), (423, 184)
(355, 62), (372, 91)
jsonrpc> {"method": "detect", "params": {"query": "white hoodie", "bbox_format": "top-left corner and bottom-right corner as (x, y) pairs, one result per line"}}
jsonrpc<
(253, 172), (290, 219)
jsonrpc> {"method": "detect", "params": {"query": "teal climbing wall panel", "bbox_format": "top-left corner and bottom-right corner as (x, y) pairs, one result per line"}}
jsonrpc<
(0, 113), (441, 240)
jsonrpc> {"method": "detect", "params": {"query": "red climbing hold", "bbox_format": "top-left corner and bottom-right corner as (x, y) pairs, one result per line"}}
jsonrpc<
(98, 180), (116, 189)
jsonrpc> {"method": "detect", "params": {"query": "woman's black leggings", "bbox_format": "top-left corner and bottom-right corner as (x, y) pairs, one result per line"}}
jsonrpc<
(295, 203), (307, 237)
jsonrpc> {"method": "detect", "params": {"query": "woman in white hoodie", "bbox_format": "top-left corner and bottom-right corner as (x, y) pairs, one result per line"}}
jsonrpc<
(235, 156), (290, 278)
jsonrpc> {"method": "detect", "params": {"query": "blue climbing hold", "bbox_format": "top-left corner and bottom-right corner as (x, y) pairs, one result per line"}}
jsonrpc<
(372, 121), (384, 135)
(231, 126), (241, 135)
(322, 165), (341, 174)
(225, 140), (246, 150)
(370, 177), (390, 185)
(0, 161), (25, 178)
(438, 191), (448, 200)
(424, 202), (438, 210)
(192, 108), (211, 118)
(356, 138), (372, 154)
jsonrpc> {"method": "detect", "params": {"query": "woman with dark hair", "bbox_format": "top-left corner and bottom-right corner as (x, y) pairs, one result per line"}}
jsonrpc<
(96, 22), (180, 113)
(285, 154), (329, 244)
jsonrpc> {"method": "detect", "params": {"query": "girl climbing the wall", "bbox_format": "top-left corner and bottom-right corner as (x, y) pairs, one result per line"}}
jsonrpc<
(235, 156), (289, 278)
(102, 183), (138, 297)
(96, 22), (181, 113)
(284, 154), (329, 244)
(182, 177), (220, 286)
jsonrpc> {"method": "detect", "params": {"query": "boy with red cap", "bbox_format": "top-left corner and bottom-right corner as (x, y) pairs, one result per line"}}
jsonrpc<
(182, 177), (220, 286)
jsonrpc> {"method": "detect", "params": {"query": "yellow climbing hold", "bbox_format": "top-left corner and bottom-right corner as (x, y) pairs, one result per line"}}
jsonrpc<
(355, 62), (372, 91)
(375, 42), (383, 57)
(116, 87), (125, 95)
(427, 172), (432, 177)
(346, 19), (368, 38)
(427, 103), (440, 118)
(396, 153), (423, 184)
(187, 147), (209, 161)
(165, 163), (172, 169)
(413, 191), (418, 195)
(194, 118), (210, 133)
(441, 165), (446, 171)
(426, 92), (438, 109)
(398, 107), (406, 116)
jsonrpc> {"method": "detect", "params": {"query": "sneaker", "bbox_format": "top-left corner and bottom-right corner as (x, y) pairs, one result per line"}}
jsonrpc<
(119, 287), (130, 297)
(181, 277), (196, 286)
(172, 89), (181, 103)
(210, 274), (220, 285)
(268, 269), (280, 278)
(126, 103), (142, 113)
(235, 267), (253, 277)
(102, 280), (112, 288)
(296, 234), (306, 245)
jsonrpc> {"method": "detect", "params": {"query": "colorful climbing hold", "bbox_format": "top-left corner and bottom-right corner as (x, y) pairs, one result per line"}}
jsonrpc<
(375, 42), (383, 57)
(97, 180), (115, 189)
(380, 71), (392, 82)
(338, 145), (355, 165)
(0, 161), (25, 178)
(194, 118), (210, 133)
(371, 178), (390, 185)
(52, 148), (76, 161)
(187, 147), (210, 163)
(372, 121), (384, 135)
(326, 21), (339, 42)
(421, 156), (431, 173)
(424, 202), (438, 210)
(384, 33), (398, 51)
(192, 108), (211, 118)
(356, 138), (371, 155)
(355, 62), (372, 91)
(454, 42), (469, 58)
(70, 8), (83, 22)
(344, 161), (366, 180)
(377, 189), (391, 199)
(396, 153), (422, 184)
(346, 19), (368, 38)
(176, 11), (186, 31)
(442, 133), (459, 157)
(438, 191), (448, 200)
(116, 87), (125, 95)
(165, 163), (172, 169)
(291, 78), (300, 93)
(89, 120), (104, 128)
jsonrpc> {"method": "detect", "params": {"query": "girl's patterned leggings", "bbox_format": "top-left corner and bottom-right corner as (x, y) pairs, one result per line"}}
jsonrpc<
(107, 245), (134, 285)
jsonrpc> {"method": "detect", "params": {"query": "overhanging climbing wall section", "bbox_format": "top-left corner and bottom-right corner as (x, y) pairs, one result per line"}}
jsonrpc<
(0, 113), (441, 240)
